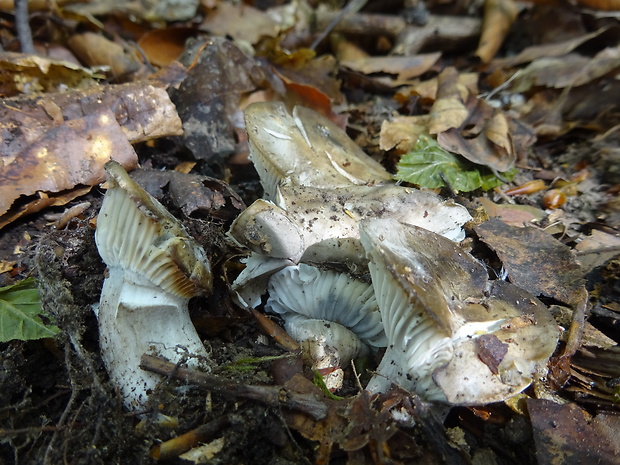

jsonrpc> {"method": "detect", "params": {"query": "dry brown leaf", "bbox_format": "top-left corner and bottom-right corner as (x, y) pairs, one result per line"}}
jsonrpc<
(428, 67), (469, 134)
(67, 32), (141, 77)
(395, 72), (478, 103)
(474, 218), (585, 305)
(477, 197), (547, 227)
(475, 0), (518, 63)
(0, 187), (92, 230)
(330, 33), (370, 62)
(0, 80), (183, 160)
(512, 45), (620, 92)
(0, 51), (100, 97)
(437, 98), (519, 172)
(379, 115), (430, 152)
(491, 27), (610, 69)
(137, 27), (196, 67)
(200, 2), (280, 44)
(341, 53), (441, 85)
(170, 37), (264, 162)
(271, 53), (344, 114)
(527, 399), (620, 465)
(0, 76), (182, 225)
(575, 229), (620, 273)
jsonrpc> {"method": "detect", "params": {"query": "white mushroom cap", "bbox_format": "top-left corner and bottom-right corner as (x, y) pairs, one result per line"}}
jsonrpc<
(360, 218), (559, 404)
(95, 161), (212, 410)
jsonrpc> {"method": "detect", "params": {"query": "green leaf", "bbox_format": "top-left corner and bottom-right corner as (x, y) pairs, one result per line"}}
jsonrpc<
(395, 135), (515, 192)
(0, 278), (60, 342)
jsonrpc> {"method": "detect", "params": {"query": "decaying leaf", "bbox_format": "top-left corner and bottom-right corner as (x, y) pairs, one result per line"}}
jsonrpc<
(527, 399), (620, 465)
(437, 97), (518, 173)
(137, 27), (197, 67)
(129, 169), (245, 221)
(0, 51), (101, 97)
(511, 46), (620, 92)
(170, 37), (264, 162)
(0, 110), (137, 219)
(200, 2), (280, 44)
(270, 53), (344, 114)
(379, 115), (430, 153)
(428, 67), (469, 134)
(425, 67), (531, 172)
(341, 52), (441, 85)
(474, 218), (585, 305)
(477, 197), (546, 227)
(0, 75), (183, 226)
(67, 32), (141, 77)
(0, 278), (60, 342)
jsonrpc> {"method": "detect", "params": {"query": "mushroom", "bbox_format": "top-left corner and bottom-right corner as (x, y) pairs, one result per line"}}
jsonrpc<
(359, 218), (560, 404)
(94, 161), (212, 410)
(266, 263), (387, 390)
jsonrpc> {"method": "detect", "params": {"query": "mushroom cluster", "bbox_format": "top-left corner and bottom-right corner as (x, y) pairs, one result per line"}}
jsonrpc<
(95, 161), (212, 410)
(231, 102), (559, 404)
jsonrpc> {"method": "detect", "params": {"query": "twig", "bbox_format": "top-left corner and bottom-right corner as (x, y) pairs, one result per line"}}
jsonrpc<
(140, 354), (329, 421)
(151, 415), (234, 460)
(575, 246), (620, 256)
(310, 0), (368, 51)
(0, 425), (70, 437)
(562, 287), (588, 359)
(14, 0), (35, 54)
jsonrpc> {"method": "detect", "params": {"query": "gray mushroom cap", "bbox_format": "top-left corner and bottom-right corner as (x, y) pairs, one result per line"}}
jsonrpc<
(360, 218), (560, 404)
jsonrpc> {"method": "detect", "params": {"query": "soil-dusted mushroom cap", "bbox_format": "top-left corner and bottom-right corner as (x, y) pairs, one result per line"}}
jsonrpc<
(244, 102), (392, 199)
(360, 218), (560, 404)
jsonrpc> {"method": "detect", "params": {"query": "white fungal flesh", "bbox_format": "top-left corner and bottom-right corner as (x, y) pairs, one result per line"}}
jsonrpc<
(283, 315), (369, 364)
(98, 270), (208, 409)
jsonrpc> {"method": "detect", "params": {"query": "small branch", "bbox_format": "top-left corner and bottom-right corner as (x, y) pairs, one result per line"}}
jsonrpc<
(140, 354), (329, 421)
(14, 0), (35, 54)
(151, 415), (234, 461)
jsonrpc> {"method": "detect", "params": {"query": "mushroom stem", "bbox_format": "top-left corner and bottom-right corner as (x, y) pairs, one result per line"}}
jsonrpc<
(97, 270), (208, 408)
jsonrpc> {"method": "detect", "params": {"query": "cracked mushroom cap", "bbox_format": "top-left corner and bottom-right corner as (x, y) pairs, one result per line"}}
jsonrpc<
(95, 160), (212, 297)
(244, 102), (392, 198)
(360, 218), (559, 404)
(266, 264), (388, 355)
